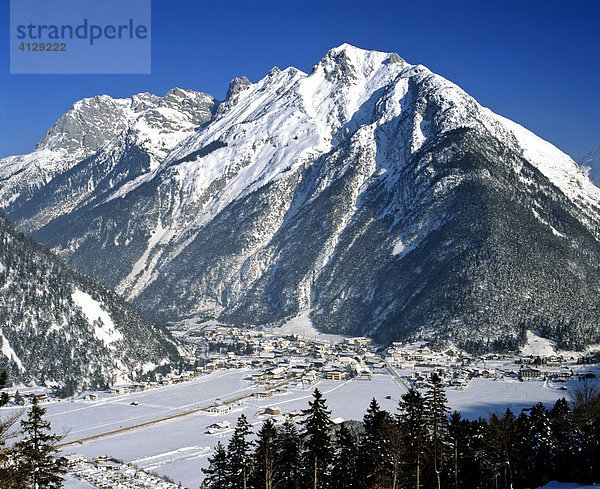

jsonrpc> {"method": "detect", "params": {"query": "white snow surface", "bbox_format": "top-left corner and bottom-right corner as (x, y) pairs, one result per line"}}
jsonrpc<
(0, 89), (213, 229)
(3, 45), (599, 303)
(106, 44), (600, 298)
(0, 328), (24, 371)
(71, 289), (122, 346)
(3, 365), (582, 488)
(520, 330), (558, 357)
(272, 309), (347, 344)
(492, 113), (600, 224)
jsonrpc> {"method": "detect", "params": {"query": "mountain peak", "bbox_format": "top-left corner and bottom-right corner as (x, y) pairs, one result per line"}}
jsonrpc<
(35, 94), (134, 155)
(225, 76), (252, 100)
(316, 43), (406, 81)
(6, 45), (600, 353)
(327, 42), (380, 56)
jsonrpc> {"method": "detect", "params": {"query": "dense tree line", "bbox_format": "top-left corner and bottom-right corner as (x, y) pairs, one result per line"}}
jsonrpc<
(202, 376), (600, 489)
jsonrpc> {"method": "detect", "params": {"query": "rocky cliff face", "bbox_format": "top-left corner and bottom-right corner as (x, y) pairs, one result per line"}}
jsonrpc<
(3, 44), (600, 351)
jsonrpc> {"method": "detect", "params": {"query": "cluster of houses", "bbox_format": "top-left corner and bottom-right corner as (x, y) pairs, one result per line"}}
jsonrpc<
(166, 324), (600, 394)
(579, 351), (600, 364)
(99, 324), (600, 399)
(63, 455), (182, 488)
(384, 343), (583, 389)
(0, 389), (53, 405)
(169, 324), (383, 386)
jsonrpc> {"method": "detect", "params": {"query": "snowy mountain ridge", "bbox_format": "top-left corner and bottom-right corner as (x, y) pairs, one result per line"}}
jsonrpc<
(0, 87), (216, 232)
(3, 44), (600, 351)
(109, 44), (600, 300)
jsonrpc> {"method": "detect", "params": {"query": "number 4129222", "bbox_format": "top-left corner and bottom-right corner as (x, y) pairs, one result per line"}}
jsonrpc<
(18, 42), (67, 52)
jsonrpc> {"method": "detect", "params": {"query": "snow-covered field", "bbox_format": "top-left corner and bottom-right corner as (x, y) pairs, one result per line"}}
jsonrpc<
(4, 366), (579, 488)
(446, 377), (568, 418)
(271, 309), (347, 344)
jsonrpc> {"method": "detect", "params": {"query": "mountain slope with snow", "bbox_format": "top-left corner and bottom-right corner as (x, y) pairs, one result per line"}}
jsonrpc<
(0, 212), (181, 387)
(3, 44), (600, 351)
(1, 88), (216, 232)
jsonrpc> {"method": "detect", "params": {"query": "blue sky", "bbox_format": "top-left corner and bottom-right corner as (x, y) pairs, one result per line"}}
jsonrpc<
(0, 0), (598, 160)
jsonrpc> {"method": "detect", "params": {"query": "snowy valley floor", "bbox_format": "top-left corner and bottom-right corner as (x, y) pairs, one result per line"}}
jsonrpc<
(2, 365), (593, 488)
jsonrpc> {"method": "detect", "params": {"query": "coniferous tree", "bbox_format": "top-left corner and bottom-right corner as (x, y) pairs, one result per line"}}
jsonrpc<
(485, 409), (519, 489)
(514, 411), (531, 488)
(380, 414), (405, 489)
(275, 421), (301, 489)
(194, 389), (600, 489)
(461, 417), (488, 489)
(15, 399), (65, 489)
(524, 402), (553, 487)
(360, 399), (401, 489)
(202, 442), (228, 489)
(571, 379), (600, 483)
(253, 419), (278, 489)
(301, 389), (332, 489)
(397, 388), (427, 489)
(227, 414), (253, 489)
(448, 411), (464, 489)
(549, 397), (578, 481)
(13, 391), (24, 406)
(0, 371), (22, 489)
(0, 371), (9, 407)
(425, 373), (449, 489)
(330, 422), (359, 489)
(359, 398), (389, 488)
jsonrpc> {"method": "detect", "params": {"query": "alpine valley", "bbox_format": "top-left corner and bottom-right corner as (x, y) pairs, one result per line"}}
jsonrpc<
(2, 44), (600, 354)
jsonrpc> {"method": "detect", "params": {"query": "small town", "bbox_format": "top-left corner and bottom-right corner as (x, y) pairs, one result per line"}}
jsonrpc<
(167, 323), (597, 392)
(51, 324), (599, 489)
(62, 454), (183, 489)
(84, 323), (593, 402)
(2, 324), (597, 409)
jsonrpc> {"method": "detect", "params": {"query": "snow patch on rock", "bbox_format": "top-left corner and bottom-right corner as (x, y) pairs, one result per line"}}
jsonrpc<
(72, 288), (123, 346)
(0, 329), (24, 371)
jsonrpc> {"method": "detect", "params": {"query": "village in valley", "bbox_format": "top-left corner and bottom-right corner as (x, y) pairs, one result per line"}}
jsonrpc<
(4, 321), (599, 417)
(168, 322), (598, 392)
(3, 322), (599, 489)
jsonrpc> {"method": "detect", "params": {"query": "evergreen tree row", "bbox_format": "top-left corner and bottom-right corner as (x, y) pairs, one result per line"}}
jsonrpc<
(202, 375), (600, 489)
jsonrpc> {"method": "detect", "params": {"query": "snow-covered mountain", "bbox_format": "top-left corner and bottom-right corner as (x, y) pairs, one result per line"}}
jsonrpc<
(1, 88), (216, 232)
(581, 146), (600, 186)
(3, 44), (600, 351)
(0, 212), (182, 388)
